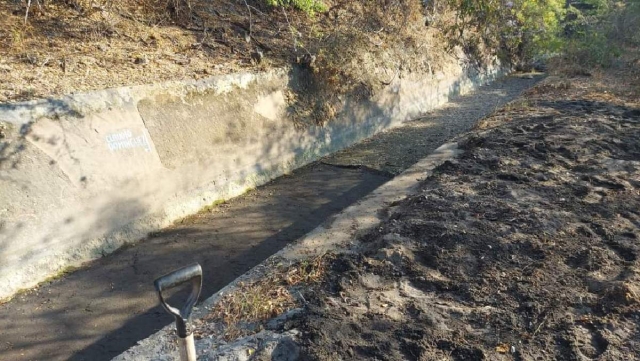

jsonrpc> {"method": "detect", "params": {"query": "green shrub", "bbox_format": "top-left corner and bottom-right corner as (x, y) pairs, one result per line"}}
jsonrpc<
(264, 0), (327, 15)
(442, 0), (566, 65)
(518, 0), (566, 57)
(566, 28), (622, 67)
(562, 1), (640, 67)
(609, 0), (640, 45)
(442, 0), (638, 68)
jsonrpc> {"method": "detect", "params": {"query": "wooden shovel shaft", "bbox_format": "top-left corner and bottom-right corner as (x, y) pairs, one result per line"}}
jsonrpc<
(178, 333), (196, 361)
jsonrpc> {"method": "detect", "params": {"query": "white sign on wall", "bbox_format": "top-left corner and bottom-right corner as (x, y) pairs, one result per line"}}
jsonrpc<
(105, 129), (151, 152)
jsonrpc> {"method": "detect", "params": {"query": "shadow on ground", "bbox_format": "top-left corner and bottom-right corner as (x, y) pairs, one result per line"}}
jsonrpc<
(0, 163), (389, 361)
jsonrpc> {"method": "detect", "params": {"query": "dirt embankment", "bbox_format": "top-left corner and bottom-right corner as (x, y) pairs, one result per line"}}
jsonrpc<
(0, 0), (449, 119)
(286, 68), (640, 360)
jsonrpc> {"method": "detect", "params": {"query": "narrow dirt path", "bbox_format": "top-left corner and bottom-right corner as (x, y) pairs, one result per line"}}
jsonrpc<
(0, 74), (541, 361)
(324, 74), (541, 174)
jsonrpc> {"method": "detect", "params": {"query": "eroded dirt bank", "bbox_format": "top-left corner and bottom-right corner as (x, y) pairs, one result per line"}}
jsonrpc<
(289, 74), (640, 360)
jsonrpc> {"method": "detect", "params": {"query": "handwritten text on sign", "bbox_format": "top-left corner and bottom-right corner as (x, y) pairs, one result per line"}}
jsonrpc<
(105, 130), (151, 152)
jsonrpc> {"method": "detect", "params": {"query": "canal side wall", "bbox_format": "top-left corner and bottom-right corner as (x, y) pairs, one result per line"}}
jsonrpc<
(0, 62), (504, 299)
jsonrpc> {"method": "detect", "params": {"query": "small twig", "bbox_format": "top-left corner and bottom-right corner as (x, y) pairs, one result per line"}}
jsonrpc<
(242, 0), (252, 40)
(247, 4), (265, 16)
(40, 56), (51, 68)
(298, 291), (308, 305)
(281, 6), (312, 56)
(191, 27), (208, 50)
(532, 313), (548, 336)
(281, 5), (296, 52)
(230, 21), (272, 52)
(380, 67), (400, 85)
(24, 0), (31, 24)
(212, 39), (232, 48)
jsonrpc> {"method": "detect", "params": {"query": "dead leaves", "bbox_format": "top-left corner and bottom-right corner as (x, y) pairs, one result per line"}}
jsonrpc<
(201, 254), (330, 339)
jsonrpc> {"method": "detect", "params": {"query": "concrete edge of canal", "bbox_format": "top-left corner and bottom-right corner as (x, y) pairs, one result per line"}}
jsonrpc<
(0, 60), (504, 300)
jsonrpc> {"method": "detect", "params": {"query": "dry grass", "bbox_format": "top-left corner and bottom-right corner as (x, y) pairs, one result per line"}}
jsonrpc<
(17, 0), (192, 27)
(197, 254), (329, 340)
(0, 0), (291, 102)
(0, 0), (243, 102)
(0, 0), (452, 131)
(286, 0), (449, 125)
(547, 44), (640, 108)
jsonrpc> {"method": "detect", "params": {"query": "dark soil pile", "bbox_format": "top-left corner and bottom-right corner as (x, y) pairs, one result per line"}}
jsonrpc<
(287, 73), (640, 360)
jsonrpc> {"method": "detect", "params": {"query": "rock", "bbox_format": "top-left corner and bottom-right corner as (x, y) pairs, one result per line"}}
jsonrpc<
(250, 50), (264, 64)
(205, 330), (300, 361)
(134, 56), (149, 65)
(265, 308), (304, 330)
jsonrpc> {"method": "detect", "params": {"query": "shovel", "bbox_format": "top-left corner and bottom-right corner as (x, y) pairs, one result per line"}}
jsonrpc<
(154, 263), (203, 361)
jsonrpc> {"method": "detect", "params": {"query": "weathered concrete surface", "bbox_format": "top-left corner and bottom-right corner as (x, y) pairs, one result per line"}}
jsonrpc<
(112, 142), (462, 361)
(0, 61), (504, 299)
(0, 163), (389, 361)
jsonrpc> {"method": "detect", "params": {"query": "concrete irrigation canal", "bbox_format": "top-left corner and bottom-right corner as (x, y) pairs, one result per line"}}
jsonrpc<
(0, 73), (540, 360)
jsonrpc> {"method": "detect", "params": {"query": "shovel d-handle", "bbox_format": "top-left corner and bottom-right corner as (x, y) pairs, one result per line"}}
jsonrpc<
(154, 263), (203, 338)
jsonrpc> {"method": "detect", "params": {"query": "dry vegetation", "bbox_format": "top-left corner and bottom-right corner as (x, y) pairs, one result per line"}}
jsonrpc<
(194, 255), (329, 340)
(0, 0), (451, 112)
(1, 0), (287, 102)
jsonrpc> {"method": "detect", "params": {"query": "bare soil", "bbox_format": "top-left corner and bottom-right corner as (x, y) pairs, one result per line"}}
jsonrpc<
(254, 69), (640, 360)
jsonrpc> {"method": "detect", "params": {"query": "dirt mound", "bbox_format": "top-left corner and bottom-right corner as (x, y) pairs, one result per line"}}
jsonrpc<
(282, 73), (640, 360)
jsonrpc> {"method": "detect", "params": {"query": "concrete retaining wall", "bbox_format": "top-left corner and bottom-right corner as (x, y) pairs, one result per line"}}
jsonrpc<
(0, 61), (504, 299)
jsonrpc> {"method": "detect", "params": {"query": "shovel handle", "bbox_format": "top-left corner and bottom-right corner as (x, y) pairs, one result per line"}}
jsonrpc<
(154, 263), (203, 338)
(154, 263), (202, 292)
